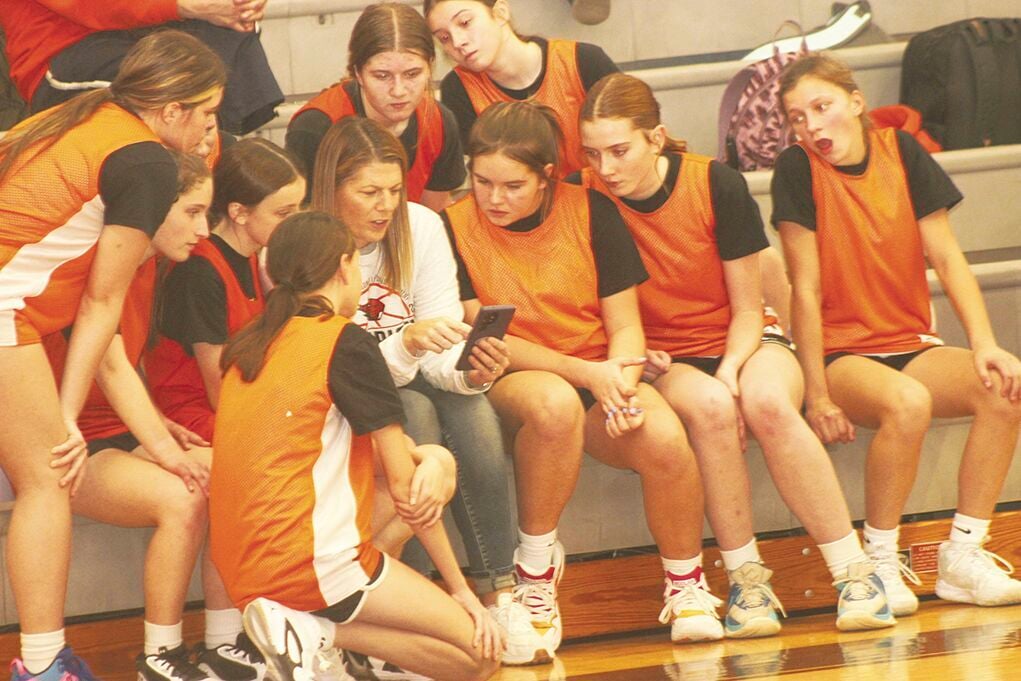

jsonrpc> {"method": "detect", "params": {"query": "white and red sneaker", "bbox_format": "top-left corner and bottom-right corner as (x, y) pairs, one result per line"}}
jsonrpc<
(511, 541), (565, 663)
(659, 567), (724, 643)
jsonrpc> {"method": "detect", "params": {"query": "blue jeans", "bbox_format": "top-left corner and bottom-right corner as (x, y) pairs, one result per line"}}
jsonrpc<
(398, 374), (516, 594)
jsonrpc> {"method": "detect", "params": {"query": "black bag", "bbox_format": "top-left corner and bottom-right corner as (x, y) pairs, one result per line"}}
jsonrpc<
(900, 18), (1021, 150)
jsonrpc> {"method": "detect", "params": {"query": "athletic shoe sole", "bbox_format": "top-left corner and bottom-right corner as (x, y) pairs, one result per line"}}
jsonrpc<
(936, 580), (1021, 607)
(725, 617), (782, 639)
(835, 611), (896, 631)
(242, 601), (314, 681)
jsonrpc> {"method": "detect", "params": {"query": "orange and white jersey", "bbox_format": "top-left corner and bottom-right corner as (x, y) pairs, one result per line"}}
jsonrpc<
(211, 315), (399, 612)
(0, 102), (172, 346)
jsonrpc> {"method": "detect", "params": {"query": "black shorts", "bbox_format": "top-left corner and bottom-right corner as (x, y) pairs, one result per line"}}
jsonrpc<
(312, 554), (388, 625)
(671, 332), (795, 377)
(86, 431), (141, 457)
(824, 346), (938, 372)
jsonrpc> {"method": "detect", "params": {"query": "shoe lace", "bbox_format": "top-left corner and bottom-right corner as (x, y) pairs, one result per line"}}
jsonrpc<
(870, 546), (923, 586)
(949, 540), (1016, 582)
(56, 654), (95, 681)
(149, 651), (206, 681)
(658, 580), (723, 624)
(513, 577), (557, 622)
(229, 634), (265, 665)
(734, 581), (788, 618)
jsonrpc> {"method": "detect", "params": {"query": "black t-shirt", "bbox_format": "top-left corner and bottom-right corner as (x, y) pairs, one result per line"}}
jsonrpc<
(324, 320), (406, 434)
(286, 80), (466, 202)
(566, 154), (769, 261)
(770, 130), (964, 230)
(159, 234), (257, 351)
(440, 37), (619, 147)
(441, 188), (648, 301)
(100, 141), (179, 236)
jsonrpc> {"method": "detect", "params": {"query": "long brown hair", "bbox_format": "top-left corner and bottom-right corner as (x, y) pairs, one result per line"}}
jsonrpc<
(581, 73), (687, 153)
(348, 3), (435, 78)
(151, 150), (213, 349)
(311, 116), (412, 291)
(220, 211), (356, 381)
(467, 100), (561, 219)
(0, 30), (226, 183)
(210, 138), (303, 226)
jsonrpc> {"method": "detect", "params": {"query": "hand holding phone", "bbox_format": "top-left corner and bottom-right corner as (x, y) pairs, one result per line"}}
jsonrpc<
(455, 305), (515, 372)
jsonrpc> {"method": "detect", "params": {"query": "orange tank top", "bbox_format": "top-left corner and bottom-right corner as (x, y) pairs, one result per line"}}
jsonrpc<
(455, 39), (587, 177)
(211, 315), (380, 611)
(146, 239), (265, 440)
(807, 127), (939, 354)
(583, 154), (775, 357)
(446, 183), (607, 360)
(295, 81), (445, 202)
(0, 103), (160, 344)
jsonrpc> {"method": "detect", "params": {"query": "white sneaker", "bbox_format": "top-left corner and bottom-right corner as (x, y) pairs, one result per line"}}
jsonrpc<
(511, 541), (566, 663)
(866, 542), (921, 616)
(834, 561), (896, 631)
(936, 539), (1021, 606)
(242, 598), (329, 681)
(311, 648), (354, 681)
(658, 569), (724, 643)
(488, 592), (546, 666)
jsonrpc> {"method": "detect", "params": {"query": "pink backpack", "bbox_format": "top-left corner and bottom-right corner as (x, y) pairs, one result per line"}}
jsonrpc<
(718, 28), (808, 171)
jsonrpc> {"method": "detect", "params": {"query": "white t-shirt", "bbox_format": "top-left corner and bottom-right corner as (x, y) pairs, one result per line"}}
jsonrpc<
(354, 202), (482, 394)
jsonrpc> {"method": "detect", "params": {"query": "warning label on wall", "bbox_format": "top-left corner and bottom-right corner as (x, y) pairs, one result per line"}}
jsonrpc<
(909, 541), (941, 573)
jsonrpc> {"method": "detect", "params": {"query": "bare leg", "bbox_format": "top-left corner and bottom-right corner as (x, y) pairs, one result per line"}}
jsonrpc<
(335, 559), (498, 681)
(740, 345), (853, 543)
(584, 384), (704, 559)
(653, 364), (750, 550)
(903, 347), (1021, 517)
(0, 345), (73, 634)
(487, 372), (585, 535)
(827, 356), (932, 529)
(71, 446), (207, 624)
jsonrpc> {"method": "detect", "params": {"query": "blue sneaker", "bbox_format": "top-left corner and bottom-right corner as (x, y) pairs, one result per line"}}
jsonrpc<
(834, 561), (896, 631)
(724, 562), (785, 638)
(10, 648), (99, 681)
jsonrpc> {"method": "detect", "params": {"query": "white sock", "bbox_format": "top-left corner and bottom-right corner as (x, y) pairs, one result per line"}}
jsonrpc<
(950, 512), (990, 545)
(863, 523), (899, 552)
(719, 537), (761, 572)
(144, 621), (183, 655)
(662, 554), (702, 579)
(818, 531), (868, 579)
(205, 608), (243, 648)
(20, 630), (65, 674)
(516, 528), (557, 571)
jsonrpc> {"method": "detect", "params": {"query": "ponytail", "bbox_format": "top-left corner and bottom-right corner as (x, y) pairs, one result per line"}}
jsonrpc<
(221, 211), (356, 381)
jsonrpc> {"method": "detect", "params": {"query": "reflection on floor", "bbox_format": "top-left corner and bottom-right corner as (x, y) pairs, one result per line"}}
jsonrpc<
(492, 601), (1021, 680)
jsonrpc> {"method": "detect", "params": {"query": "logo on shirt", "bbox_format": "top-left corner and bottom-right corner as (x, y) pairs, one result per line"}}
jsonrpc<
(356, 282), (413, 341)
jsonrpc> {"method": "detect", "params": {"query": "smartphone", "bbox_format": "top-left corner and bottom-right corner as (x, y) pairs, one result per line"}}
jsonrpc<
(455, 305), (516, 371)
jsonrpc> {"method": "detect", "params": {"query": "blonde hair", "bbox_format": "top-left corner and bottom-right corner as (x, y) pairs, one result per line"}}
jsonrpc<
(311, 117), (413, 291)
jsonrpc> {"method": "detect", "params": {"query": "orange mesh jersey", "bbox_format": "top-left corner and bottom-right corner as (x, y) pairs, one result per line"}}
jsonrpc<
(0, 103), (159, 346)
(43, 256), (158, 441)
(146, 239), (265, 441)
(446, 183), (607, 360)
(806, 126), (940, 355)
(583, 154), (776, 357)
(296, 80), (444, 202)
(454, 40), (587, 176)
(211, 314), (381, 612)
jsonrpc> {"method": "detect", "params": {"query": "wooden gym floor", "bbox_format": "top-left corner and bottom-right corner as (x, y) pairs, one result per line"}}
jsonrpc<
(1, 599), (1018, 680)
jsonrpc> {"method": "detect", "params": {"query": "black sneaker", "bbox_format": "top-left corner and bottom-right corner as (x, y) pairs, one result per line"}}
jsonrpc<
(341, 651), (431, 681)
(136, 644), (209, 681)
(195, 634), (266, 681)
